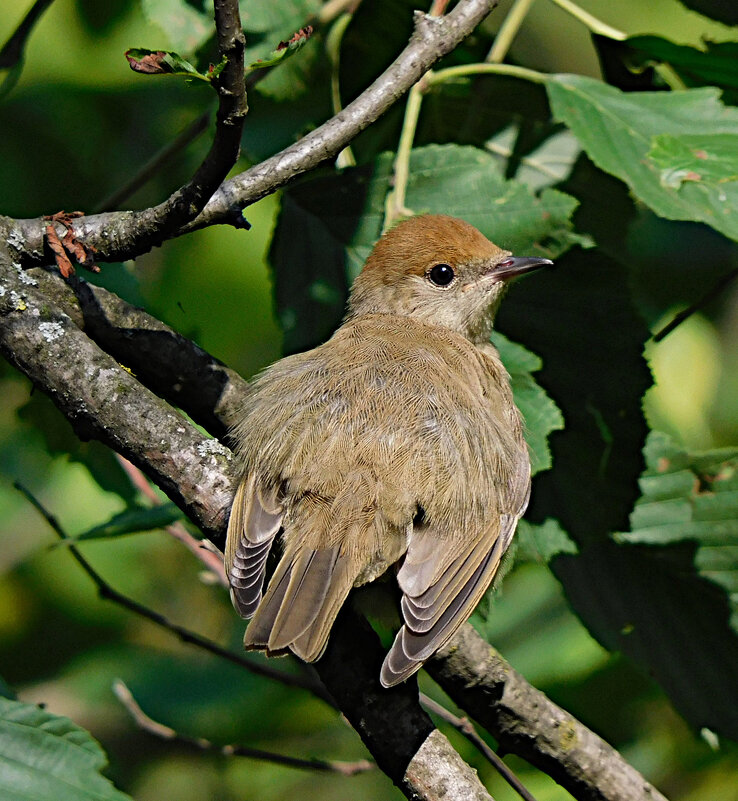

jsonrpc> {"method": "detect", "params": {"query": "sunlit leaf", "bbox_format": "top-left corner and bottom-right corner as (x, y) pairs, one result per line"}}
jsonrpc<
(556, 432), (738, 739)
(0, 697), (133, 800)
(491, 332), (564, 476)
(547, 75), (738, 242)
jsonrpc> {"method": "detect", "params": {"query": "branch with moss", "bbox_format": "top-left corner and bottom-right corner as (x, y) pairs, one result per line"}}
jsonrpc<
(1, 242), (670, 801)
(0, 247), (494, 801)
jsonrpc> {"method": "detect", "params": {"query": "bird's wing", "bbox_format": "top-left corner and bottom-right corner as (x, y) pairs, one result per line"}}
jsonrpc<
(380, 511), (519, 688)
(243, 542), (356, 662)
(225, 474), (283, 619)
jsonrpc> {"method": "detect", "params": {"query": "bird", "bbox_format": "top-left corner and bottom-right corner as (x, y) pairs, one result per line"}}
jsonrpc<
(225, 214), (551, 687)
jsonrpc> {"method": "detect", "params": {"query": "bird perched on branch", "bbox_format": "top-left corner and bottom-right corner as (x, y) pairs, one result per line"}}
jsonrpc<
(225, 214), (551, 686)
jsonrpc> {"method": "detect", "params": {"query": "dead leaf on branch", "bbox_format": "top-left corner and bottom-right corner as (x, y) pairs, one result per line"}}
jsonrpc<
(43, 211), (99, 278)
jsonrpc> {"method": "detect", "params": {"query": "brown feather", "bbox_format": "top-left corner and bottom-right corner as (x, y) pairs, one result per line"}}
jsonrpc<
(225, 214), (541, 686)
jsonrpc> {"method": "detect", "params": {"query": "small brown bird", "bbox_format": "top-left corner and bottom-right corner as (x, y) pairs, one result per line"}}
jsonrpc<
(226, 214), (551, 686)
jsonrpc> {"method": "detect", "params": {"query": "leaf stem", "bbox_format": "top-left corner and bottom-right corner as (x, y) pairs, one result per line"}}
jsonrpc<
(326, 11), (356, 168)
(547, 0), (626, 40)
(486, 0), (537, 63)
(383, 81), (425, 230)
(427, 62), (547, 86)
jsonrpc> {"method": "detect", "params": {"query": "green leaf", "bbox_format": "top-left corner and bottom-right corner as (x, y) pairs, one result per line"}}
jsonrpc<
(242, 1), (323, 101)
(624, 37), (738, 104)
(491, 332), (564, 475)
(620, 432), (738, 613)
(140, 0), (211, 54)
(515, 518), (578, 563)
(648, 133), (738, 190)
(547, 75), (738, 242)
(72, 503), (183, 542)
(496, 245), (653, 543)
(0, 697), (133, 800)
(556, 538), (738, 739)
(556, 432), (738, 738)
(248, 26), (313, 70)
(125, 49), (208, 82)
(271, 143), (590, 353)
(485, 126), (582, 192)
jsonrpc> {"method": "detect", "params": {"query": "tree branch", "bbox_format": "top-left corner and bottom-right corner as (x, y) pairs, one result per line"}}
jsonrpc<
(0, 247), (493, 801)
(113, 680), (374, 775)
(6, 0), (498, 267)
(1, 242), (671, 800)
(428, 625), (669, 801)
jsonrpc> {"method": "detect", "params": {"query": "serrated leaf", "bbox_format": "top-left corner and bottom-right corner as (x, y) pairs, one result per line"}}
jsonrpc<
(556, 432), (738, 738)
(491, 332), (564, 475)
(547, 75), (738, 242)
(242, 0), (322, 101)
(621, 432), (738, 606)
(71, 503), (183, 542)
(0, 697), (133, 801)
(515, 518), (578, 563)
(496, 245), (652, 543)
(125, 49), (208, 82)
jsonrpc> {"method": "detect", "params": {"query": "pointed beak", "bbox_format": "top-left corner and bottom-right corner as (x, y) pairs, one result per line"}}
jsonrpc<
(492, 256), (553, 281)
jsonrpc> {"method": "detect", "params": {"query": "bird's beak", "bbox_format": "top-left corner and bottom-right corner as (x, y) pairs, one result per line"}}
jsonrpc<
(492, 256), (553, 281)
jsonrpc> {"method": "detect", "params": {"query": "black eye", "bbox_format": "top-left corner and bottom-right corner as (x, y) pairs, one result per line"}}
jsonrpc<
(428, 263), (455, 286)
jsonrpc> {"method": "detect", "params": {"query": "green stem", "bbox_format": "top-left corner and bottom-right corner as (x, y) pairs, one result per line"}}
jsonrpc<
(427, 62), (547, 87)
(326, 12), (356, 168)
(383, 81), (425, 230)
(548, 0), (626, 40)
(486, 0), (537, 63)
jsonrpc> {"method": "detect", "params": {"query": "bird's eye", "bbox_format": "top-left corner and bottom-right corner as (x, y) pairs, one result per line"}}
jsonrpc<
(427, 263), (455, 287)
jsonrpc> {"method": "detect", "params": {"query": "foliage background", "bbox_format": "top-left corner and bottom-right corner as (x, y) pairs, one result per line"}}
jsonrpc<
(0, 0), (737, 798)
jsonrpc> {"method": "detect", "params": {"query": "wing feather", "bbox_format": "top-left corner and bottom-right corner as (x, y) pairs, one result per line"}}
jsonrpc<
(225, 475), (282, 619)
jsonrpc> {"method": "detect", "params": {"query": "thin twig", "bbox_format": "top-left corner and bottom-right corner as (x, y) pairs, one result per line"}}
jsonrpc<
(116, 455), (228, 587)
(114, 680), (372, 775)
(420, 694), (537, 801)
(93, 112), (211, 213)
(14, 481), (335, 705)
(0, 0), (56, 69)
(652, 267), (738, 342)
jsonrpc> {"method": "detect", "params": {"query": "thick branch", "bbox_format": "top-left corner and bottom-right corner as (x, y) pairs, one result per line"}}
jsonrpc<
(428, 626), (668, 801)
(0, 247), (492, 801)
(1, 246), (671, 800)
(25, 266), (246, 439)
(6, 0), (497, 266)
(0, 255), (235, 540)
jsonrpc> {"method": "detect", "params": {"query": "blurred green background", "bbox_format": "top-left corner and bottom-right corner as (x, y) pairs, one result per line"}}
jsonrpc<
(1, 0), (737, 799)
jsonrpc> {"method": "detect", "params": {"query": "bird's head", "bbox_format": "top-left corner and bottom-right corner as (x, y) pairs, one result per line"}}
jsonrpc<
(347, 215), (552, 343)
